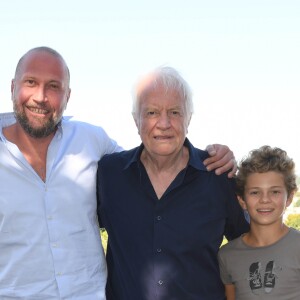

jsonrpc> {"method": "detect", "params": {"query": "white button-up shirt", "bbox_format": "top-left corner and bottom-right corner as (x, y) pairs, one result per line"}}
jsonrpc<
(0, 113), (122, 299)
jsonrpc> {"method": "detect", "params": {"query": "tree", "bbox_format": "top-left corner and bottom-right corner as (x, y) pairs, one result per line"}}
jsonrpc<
(285, 214), (300, 230)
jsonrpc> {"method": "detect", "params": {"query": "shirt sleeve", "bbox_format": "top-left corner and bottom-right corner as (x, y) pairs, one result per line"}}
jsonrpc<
(218, 247), (233, 285)
(96, 161), (104, 228)
(96, 126), (124, 156)
(223, 177), (250, 240)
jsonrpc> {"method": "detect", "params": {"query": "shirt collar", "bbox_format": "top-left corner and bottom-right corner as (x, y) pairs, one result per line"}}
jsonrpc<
(124, 144), (144, 170)
(184, 138), (208, 171)
(124, 138), (208, 172)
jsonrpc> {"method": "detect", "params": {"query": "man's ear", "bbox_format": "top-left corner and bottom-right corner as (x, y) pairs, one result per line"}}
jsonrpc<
(185, 115), (192, 134)
(11, 79), (15, 96)
(67, 88), (71, 102)
(63, 88), (71, 110)
(132, 113), (140, 134)
(188, 114), (192, 126)
(237, 195), (247, 211)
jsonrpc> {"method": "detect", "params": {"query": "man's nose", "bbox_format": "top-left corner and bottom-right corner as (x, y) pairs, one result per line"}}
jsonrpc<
(33, 86), (47, 102)
(157, 112), (171, 128)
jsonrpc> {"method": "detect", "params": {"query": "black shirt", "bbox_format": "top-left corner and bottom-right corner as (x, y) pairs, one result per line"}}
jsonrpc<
(97, 139), (249, 300)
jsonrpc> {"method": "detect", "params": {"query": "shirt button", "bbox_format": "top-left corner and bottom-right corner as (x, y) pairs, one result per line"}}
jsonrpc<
(158, 280), (163, 285)
(56, 272), (62, 276)
(157, 248), (162, 253)
(52, 243), (58, 248)
(156, 216), (162, 221)
(47, 216), (53, 220)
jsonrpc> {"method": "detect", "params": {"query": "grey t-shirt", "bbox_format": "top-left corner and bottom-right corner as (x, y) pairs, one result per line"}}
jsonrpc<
(218, 228), (300, 300)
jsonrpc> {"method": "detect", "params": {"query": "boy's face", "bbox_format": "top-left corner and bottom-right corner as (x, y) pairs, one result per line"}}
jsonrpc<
(238, 171), (293, 227)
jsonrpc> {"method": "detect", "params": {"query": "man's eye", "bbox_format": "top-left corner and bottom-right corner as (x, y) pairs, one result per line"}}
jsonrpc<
(168, 110), (182, 117)
(25, 80), (35, 86)
(49, 83), (59, 90)
(146, 111), (156, 116)
(171, 111), (180, 115)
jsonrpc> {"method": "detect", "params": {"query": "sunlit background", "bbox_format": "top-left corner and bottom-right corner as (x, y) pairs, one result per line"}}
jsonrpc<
(0, 0), (299, 173)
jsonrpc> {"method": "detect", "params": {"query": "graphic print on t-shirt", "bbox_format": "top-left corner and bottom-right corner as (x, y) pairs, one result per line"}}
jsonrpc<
(249, 262), (263, 292)
(248, 260), (280, 295)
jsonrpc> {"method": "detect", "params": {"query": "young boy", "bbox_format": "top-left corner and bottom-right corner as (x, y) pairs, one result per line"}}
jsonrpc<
(218, 145), (300, 300)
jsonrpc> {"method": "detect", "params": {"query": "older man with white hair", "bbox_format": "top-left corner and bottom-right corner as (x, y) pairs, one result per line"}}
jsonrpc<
(97, 66), (249, 300)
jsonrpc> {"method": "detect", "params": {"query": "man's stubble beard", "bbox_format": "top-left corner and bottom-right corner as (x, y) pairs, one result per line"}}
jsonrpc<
(13, 101), (61, 138)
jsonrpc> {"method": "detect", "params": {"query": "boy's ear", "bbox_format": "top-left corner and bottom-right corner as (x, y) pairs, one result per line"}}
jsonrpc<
(237, 195), (247, 211)
(286, 192), (294, 208)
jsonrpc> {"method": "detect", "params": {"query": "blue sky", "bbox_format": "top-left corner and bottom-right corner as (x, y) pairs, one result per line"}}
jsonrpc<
(0, 0), (299, 172)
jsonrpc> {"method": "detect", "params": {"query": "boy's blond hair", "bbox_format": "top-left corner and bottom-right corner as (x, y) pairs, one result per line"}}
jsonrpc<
(236, 145), (298, 198)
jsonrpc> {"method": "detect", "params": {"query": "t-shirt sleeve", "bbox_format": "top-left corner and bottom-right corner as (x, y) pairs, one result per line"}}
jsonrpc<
(218, 247), (233, 285)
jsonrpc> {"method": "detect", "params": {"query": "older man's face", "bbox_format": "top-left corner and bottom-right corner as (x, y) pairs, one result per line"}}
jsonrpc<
(136, 84), (190, 158)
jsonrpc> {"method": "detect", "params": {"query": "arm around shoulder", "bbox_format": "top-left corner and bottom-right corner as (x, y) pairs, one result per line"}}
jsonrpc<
(204, 144), (237, 178)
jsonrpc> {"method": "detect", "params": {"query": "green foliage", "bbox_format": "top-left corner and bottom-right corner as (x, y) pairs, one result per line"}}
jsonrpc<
(100, 229), (108, 253)
(295, 198), (300, 207)
(285, 214), (300, 230)
(221, 237), (228, 246)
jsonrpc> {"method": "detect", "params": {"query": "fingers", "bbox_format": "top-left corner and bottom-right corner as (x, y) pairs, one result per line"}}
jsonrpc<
(203, 144), (237, 177)
(204, 155), (234, 173)
(203, 144), (232, 169)
(215, 158), (237, 178)
(205, 144), (217, 156)
(227, 160), (237, 178)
